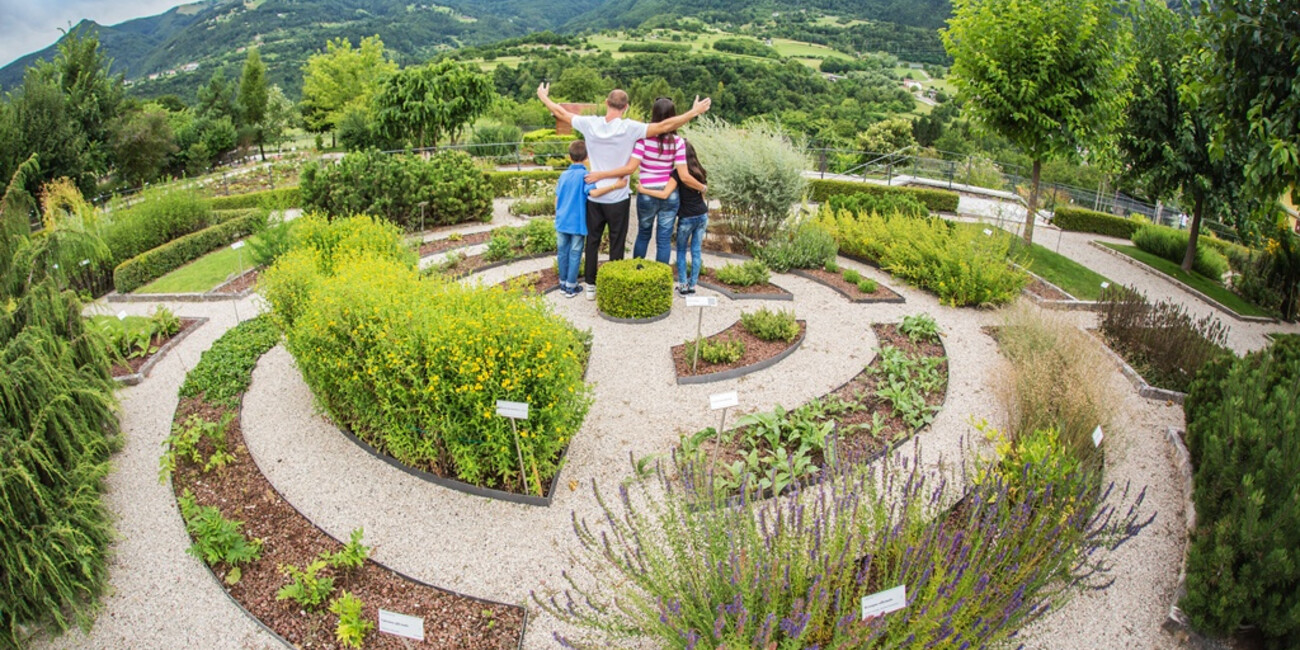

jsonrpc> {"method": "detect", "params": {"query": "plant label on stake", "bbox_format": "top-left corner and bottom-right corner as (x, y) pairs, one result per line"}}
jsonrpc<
(686, 296), (717, 373)
(860, 584), (906, 619)
(1092, 425), (1104, 447)
(116, 311), (128, 321)
(496, 400), (537, 496)
(378, 609), (425, 641)
(983, 228), (993, 236)
(230, 241), (246, 322)
(230, 241), (246, 250)
(707, 391), (738, 475)
(1100, 281), (1110, 289)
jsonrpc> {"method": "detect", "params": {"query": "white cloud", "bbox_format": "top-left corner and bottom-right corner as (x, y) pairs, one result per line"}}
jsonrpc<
(0, 0), (185, 68)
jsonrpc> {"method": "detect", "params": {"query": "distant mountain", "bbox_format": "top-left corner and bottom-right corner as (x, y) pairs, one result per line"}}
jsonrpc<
(567, 0), (953, 32)
(0, 0), (604, 99)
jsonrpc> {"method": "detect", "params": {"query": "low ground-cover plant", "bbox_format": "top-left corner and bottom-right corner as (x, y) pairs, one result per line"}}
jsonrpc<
(1181, 337), (1300, 645)
(484, 219), (556, 262)
(682, 336), (746, 365)
(90, 306), (182, 361)
(540, 439), (1152, 648)
(740, 307), (799, 342)
(159, 412), (236, 481)
(596, 259), (673, 319)
(300, 149), (492, 229)
(178, 316), (280, 407)
(817, 207), (1028, 307)
(714, 259), (771, 287)
(177, 489), (263, 585)
(262, 216), (591, 495)
(754, 222), (838, 272)
(898, 313), (939, 344)
(277, 560), (335, 610)
(872, 345), (944, 429)
(1132, 224), (1229, 281)
(1098, 285), (1230, 393)
(681, 402), (833, 497)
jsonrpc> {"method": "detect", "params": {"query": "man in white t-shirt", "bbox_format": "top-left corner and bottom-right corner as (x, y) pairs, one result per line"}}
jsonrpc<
(537, 83), (711, 297)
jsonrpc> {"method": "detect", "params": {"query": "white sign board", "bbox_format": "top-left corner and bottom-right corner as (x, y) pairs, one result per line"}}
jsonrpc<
(1092, 425), (1104, 448)
(116, 311), (128, 321)
(378, 609), (425, 641)
(709, 391), (738, 411)
(983, 228), (993, 236)
(685, 296), (718, 308)
(1100, 281), (1110, 289)
(230, 240), (246, 250)
(861, 585), (907, 619)
(80, 259), (91, 266)
(496, 400), (529, 420)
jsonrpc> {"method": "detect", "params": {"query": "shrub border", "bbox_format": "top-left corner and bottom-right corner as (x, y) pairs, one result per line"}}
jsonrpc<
(789, 268), (905, 304)
(113, 317), (208, 386)
(676, 320), (806, 385)
(1084, 328), (1187, 404)
(1089, 241), (1277, 324)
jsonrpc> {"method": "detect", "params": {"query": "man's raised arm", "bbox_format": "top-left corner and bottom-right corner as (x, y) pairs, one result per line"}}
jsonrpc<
(645, 95), (712, 138)
(537, 82), (577, 126)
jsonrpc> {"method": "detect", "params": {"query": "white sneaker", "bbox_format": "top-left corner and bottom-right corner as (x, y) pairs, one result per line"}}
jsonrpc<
(585, 287), (596, 301)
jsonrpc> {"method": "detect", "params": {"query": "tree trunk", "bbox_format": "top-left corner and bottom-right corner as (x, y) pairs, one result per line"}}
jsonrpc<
(258, 141), (265, 162)
(1182, 193), (1205, 273)
(1024, 159), (1041, 244)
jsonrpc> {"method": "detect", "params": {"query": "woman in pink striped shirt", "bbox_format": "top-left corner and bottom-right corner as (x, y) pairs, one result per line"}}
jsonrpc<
(587, 97), (706, 264)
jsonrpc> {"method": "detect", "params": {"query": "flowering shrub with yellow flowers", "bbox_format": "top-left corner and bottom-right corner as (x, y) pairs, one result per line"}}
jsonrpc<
(262, 216), (592, 495)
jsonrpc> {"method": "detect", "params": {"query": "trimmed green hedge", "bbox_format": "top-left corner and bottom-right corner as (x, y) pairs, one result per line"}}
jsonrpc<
(809, 179), (959, 213)
(114, 210), (268, 293)
(597, 259), (673, 319)
(209, 187), (300, 211)
(486, 170), (563, 197)
(1053, 206), (1141, 239)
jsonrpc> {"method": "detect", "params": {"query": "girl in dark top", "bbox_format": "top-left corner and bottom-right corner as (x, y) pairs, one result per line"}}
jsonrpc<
(636, 141), (708, 294)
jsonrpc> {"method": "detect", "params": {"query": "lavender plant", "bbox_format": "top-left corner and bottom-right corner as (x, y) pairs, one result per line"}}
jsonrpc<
(536, 441), (1152, 649)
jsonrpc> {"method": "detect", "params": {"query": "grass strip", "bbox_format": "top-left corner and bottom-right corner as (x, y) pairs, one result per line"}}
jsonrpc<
(1100, 243), (1272, 318)
(135, 241), (256, 294)
(1013, 240), (1112, 301)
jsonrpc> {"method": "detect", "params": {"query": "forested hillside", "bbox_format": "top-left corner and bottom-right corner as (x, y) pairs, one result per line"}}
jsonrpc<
(567, 0), (952, 31)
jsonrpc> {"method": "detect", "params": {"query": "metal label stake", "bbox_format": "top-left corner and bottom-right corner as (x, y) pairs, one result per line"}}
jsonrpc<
(230, 240), (246, 323)
(685, 296), (716, 374)
(708, 391), (738, 475)
(496, 400), (535, 495)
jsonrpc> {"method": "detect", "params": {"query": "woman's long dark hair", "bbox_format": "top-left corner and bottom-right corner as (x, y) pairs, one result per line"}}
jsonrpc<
(683, 140), (706, 185)
(650, 97), (678, 157)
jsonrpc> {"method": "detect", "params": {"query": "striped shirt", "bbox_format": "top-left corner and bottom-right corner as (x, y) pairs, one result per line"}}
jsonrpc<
(631, 135), (686, 187)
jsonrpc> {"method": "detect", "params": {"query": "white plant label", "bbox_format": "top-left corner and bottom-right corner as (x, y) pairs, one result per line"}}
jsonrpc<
(230, 240), (246, 250)
(685, 296), (718, 308)
(983, 228), (993, 236)
(80, 259), (90, 266)
(1100, 281), (1110, 289)
(709, 391), (739, 411)
(378, 609), (425, 641)
(116, 311), (128, 321)
(861, 584), (907, 619)
(496, 400), (529, 420)
(1092, 425), (1104, 447)
(52, 263), (59, 269)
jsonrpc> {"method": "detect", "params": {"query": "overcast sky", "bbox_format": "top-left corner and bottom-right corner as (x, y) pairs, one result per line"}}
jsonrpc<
(0, 0), (184, 68)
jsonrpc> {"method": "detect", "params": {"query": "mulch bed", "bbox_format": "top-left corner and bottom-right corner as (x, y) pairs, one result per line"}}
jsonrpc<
(698, 267), (789, 296)
(110, 318), (203, 377)
(171, 397), (525, 649)
(691, 323), (947, 478)
(1024, 277), (1071, 301)
(418, 231), (493, 257)
(671, 320), (806, 378)
(497, 266), (560, 294)
(213, 269), (260, 295)
(798, 268), (904, 302)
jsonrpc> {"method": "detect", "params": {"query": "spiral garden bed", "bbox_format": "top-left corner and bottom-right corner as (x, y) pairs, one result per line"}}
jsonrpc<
(791, 268), (905, 303)
(672, 319), (807, 384)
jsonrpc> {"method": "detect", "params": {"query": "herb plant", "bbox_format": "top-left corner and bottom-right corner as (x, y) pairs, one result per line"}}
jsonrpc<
(857, 278), (878, 294)
(178, 490), (263, 585)
(324, 528), (371, 572)
(683, 337), (746, 365)
(714, 260), (771, 287)
(329, 591), (374, 649)
(276, 560), (335, 610)
(740, 307), (800, 342)
(899, 313), (940, 344)
(159, 412), (236, 481)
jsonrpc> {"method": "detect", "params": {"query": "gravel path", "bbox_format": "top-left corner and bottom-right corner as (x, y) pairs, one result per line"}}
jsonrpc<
(44, 193), (1300, 648)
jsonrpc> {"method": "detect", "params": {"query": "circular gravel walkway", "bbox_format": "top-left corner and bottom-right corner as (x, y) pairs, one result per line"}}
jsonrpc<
(42, 196), (1300, 649)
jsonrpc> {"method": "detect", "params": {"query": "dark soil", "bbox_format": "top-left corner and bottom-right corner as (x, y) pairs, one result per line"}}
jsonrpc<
(799, 268), (903, 302)
(110, 318), (203, 377)
(1025, 277), (1071, 301)
(497, 266), (560, 294)
(672, 320), (806, 377)
(698, 267), (790, 296)
(214, 269), (259, 295)
(170, 397), (525, 649)
(691, 323), (947, 478)
(418, 231), (493, 257)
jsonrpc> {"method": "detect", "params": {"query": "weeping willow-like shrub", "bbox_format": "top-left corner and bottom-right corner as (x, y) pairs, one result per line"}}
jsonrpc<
(0, 155), (121, 648)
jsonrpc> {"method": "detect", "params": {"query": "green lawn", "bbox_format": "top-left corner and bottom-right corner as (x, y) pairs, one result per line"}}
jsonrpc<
(1012, 240), (1112, 301)
(136, 239), (257, 294)
(1100, 243), (1273, 317)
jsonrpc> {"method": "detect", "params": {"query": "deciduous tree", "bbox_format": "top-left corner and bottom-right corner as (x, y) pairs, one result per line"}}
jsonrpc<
(300, 36), (396, 137)
(110, 105), (178, 187)
(373, 61), (494, 150)
(238, 48), (269, 160)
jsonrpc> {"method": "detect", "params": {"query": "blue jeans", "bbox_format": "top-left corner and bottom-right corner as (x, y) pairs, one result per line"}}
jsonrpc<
(556, 232), (585, 290)
(676, 213), (708, 287)
(633, 191), (680, 264)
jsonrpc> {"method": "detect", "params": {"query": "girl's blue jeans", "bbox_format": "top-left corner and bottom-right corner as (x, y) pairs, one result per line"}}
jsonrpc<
(676, 213), (708, 287)
(633, 190), (680, 264)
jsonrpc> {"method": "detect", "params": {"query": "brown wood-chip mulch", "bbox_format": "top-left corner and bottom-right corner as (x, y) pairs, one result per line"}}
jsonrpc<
(110, 318), (203, 377)
(798, 267), (904, 302)
(170, 397), (525, 650)
(671, 320), (805, 378)
(214, 269), (259, 295)
(418, 231), (493, 257)
(698, 267), (789, 296)
(1024, 277), (1072, 301)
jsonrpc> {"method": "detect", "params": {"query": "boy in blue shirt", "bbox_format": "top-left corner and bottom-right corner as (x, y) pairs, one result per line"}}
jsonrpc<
(555, 140), (626, 297)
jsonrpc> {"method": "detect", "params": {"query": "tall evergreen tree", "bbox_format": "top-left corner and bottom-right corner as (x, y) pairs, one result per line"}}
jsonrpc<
(238, 48), (269, 160)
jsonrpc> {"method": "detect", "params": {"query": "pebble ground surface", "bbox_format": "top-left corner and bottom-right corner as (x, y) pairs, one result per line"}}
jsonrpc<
(36, 196), (1300, 649)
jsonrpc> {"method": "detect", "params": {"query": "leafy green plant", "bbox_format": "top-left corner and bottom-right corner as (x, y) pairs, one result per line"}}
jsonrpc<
(596, 259), (673, 319)
(150, 305), (181, 337)
(484, 219), (557, 261)
(323, 528), (371, 572)
(178, 490), (263, 585)
(1132, 224), (1229, 280)
(714, 259), (771, 287)
(827, 190), (930, 219)
(684, 337), (746, 365)
(740, 307), (800, 342)
(809, 177), (959, 212)
(300, 149), (492, 230)
(178, 316), (280, 406)
(276, 560), (335, 610)
(159, 412), (236, 481)
(824, 259), (840, 273)
(329, 591), (374, 649)
(250, 213), (294, 267)
(872, 345), (944, 429)
(842, 268), (862, 284)
(857, 278), (878, 293)
(899, 313), (940, 343)
(508, 196), (555, 217)
(755, 221), (838, 272)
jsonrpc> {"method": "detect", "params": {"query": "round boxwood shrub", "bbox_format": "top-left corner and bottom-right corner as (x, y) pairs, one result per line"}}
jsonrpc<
(596, 259), (673, 319)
